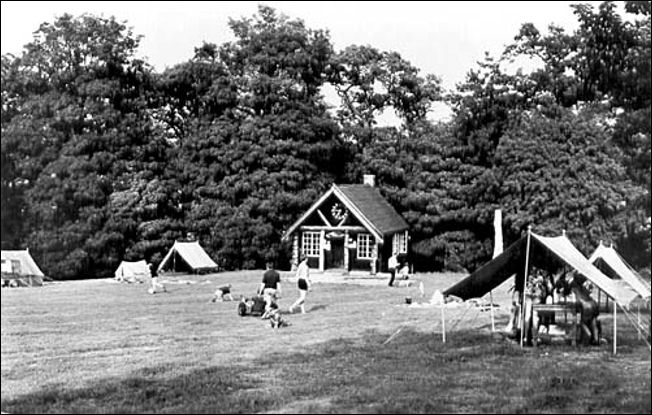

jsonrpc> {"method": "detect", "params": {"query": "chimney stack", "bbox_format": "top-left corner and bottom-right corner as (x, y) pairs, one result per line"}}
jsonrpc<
(363, 174), (375, 187)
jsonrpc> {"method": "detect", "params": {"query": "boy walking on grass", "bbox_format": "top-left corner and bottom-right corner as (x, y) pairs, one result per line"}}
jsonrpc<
(148, 262), (166, 294)
(260, 262), (281, 318)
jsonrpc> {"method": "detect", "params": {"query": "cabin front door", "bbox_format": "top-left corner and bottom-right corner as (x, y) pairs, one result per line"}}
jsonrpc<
(326, 237), (345, 269)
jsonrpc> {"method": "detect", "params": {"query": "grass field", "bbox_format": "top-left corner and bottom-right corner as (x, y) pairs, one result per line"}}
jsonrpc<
(2, 271), (650, 413)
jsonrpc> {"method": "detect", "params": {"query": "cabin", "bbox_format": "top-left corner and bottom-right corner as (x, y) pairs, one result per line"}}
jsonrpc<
(283, 175), (409, 274)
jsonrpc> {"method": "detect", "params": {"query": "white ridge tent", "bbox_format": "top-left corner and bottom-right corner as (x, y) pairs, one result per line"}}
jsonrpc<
(114, 260), (151, 283)
(442, 229), (647, 353)
(1, 249), (45, 287)
(157, 241), (218, 274)
(444, 231), (638, 308)
(589, 242), (651, 300)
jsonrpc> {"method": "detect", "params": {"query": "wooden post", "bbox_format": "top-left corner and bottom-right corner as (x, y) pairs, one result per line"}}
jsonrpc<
(405, 229), (409, 247)
(370, 241), (378, 275)
(573, 308), (580, 347)
(520, 226), (532, 347)
(343, 230), (349, 275)
(292, 234), (299, 271)
(319, 230), (325, 272)
(612, 301), (617, 355)
(637, 304), (641, 341)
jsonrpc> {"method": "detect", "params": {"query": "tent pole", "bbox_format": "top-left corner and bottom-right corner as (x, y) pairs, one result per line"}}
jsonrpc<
(490, 208), (501, 334)
(563, 267), (568, 324)
(441, 301), (446, 343)
(637, 304), (641, 341)
(489, 291), (495, 332)
(520, 225), (532, 348)
(612, 301), (617, 355)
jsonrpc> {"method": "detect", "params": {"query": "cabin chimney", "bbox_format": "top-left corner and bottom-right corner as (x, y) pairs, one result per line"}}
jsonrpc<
(363, 174), (376, 187)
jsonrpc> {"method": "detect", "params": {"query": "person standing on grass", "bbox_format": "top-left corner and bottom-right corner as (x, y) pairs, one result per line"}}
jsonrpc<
(148, 262), (166, 294)
(387, 251), (398, 287)
(260, 261), (281, 317)
(289, 253), (311, 314)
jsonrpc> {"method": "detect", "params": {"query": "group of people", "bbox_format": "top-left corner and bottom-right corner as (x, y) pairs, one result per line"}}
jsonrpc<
(210, 253), (313, 324)
(505, 271), (557, 345)
(258, 253), (312, 316)
(506, 270), (602, 346)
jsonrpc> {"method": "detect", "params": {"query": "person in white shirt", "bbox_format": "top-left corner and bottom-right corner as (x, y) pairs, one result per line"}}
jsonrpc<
(289, 254), (311, 314)
(387, 252), (399, 287)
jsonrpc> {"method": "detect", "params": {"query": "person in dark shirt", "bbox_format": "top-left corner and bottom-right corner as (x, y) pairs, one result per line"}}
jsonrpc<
(148, 262), (166, 294)
(211, 283), (234, 302)
(260, 262), (281, 318)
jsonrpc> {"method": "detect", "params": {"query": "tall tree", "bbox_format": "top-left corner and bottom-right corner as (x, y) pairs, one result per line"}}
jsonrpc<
(1, 14), (163, 278)
(328, 45), (441, 144)
(494, 109), (645, 254)
(161, 6), (350, 270)
(499, 0), (650, 266)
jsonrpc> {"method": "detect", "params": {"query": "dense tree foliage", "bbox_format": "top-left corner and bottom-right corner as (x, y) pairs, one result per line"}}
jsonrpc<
(1, 2), (649, 279)
(1, 14), (166, 278)
(160, 6), (349, 270)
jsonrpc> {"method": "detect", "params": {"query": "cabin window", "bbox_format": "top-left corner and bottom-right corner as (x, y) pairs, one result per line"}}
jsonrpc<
(393, 232), (408, 254)
(357, 234), (373, 259)
(302, 232), (321, 257)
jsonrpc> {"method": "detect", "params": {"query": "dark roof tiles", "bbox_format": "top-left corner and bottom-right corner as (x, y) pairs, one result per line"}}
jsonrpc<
(336, 184), (408, 235)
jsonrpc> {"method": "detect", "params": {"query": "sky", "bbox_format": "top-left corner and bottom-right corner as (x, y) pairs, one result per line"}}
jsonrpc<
(1, 1), (604, 122)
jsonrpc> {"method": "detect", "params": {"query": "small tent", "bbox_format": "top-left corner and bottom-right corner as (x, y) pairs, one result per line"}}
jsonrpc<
(114, 260), (151, 283)
(157, 241), (218, 274)
(443, 231), (638, 309)
(589, 242), (650, 300)
(1, 249), (45, 287)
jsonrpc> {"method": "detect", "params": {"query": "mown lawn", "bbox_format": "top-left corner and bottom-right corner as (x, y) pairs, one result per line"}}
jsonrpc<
(1, 271), (650, 413)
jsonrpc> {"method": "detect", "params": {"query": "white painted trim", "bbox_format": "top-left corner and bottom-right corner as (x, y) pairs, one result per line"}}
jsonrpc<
(317, 209), (333, 227)
(283, 184), (384, 243)
(332, 185), (383, 242)
(282, 187), (335, 240)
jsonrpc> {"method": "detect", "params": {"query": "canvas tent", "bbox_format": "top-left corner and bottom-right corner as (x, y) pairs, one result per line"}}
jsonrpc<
(443, 231), (639, 309)
(157, 241), (218, 274)
(589, 242), (651, 300)
(1, 249), (45, 287)
(114, 260), (151, 283)
(441, 230), (649, 353)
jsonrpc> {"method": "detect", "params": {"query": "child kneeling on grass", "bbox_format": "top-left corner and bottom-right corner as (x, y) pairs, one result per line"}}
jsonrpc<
(268, 303), (290, 329)
(211, 283), (234, 302)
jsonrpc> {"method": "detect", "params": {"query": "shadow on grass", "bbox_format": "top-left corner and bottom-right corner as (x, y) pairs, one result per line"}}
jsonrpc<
(2, 329), (650, 414)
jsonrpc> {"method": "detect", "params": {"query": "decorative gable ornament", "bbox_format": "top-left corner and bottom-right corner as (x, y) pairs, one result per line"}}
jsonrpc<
(331, 202), (348, 222)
